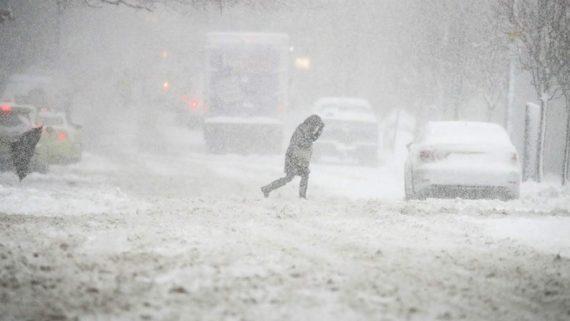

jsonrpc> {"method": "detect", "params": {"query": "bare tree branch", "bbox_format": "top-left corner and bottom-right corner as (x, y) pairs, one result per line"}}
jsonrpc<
(84, 0), (153, 11)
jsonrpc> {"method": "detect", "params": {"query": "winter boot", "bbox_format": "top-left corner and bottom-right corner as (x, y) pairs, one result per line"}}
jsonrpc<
(299, 174), (309, 198)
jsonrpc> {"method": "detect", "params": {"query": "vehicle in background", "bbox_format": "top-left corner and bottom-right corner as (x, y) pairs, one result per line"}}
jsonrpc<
(203, 32), (289, 154)
(142, 68), (206, 128)
(36, 111), (82, 164)
(404, 121), (520, 200)
(313, 97), (379, 165)
(0, 102), (48, 174)
(380, 109), (416, 160)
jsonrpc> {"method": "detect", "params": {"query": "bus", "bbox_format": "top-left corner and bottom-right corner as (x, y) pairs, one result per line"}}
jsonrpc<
(204, 32), (289, 153)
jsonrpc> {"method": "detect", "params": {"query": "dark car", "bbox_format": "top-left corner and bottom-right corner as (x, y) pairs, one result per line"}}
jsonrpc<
(313, 97), (379, 165)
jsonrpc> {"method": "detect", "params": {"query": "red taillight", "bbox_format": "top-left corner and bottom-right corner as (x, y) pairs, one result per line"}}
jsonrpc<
(57, 131), (68, 141)
(0, 104), (12, 112)
(182, 95), (201, 111)
(190, 99), (199, 110)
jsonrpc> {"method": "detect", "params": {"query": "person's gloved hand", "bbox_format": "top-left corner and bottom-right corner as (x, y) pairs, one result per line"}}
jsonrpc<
(312, 123), (324, 141)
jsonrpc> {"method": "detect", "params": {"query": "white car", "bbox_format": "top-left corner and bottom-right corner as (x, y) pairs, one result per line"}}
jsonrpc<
(404, 121), (520, 200)
(314, 97), (379, 165)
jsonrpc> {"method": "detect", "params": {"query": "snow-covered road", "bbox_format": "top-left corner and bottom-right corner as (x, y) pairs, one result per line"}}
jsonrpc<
(1, 130), (569, 321)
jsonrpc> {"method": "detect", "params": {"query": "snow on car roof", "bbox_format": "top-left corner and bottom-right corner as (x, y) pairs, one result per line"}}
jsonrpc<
(315, 97), (376, 123)
(424, 121), (512, 146)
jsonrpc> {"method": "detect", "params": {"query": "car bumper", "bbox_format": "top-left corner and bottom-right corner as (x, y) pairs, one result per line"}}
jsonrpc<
(40, 143), (81, 163)
(413, 166), (520, 199)
(316, 141), (377, 158)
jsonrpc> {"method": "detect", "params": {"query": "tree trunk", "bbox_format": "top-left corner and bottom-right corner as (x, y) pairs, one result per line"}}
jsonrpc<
(536, 98), (548, 182)
(562, 94), (570, 185)
(523, 104), (531, 181)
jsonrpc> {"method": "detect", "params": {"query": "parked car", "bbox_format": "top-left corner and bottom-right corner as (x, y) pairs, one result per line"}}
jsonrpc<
(0, 102), (48, 174)
(404, 121), (520, 200)
(313, 97), (379, 165)
(36, 111), (82, 164)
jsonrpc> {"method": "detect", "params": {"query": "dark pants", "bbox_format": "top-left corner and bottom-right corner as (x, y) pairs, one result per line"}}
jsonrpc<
(262, 171), (309, 198)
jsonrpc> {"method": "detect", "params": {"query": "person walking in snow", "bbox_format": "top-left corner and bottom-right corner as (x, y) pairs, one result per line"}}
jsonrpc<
(261, 114), (324, 198)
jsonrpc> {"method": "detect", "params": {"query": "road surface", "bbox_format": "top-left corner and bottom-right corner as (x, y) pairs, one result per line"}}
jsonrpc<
(1, 127), (569, 321)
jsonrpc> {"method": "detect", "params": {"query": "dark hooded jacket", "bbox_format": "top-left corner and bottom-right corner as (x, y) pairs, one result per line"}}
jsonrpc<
(10, 127), (42, 181)
(284, 115), (324, 175)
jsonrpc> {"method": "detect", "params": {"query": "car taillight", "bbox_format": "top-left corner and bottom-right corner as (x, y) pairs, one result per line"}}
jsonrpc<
(190, 99), (200, 110)
(181, 95), (201, 111)
(57, 131), (68, 141)
(0, 104), (11, 112)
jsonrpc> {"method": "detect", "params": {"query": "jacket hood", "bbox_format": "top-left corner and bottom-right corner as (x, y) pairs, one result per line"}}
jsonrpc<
(302, 114), (324, 131)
